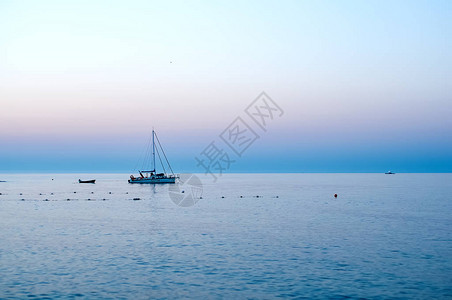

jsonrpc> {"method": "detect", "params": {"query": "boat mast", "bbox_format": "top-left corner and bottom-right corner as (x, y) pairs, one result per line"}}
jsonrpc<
(152, 129), (156, 173)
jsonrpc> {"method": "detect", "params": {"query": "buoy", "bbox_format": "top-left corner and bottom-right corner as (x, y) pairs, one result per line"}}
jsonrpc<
(109, 192), (112, 194)
(74, 191), (76, 193)
(181, 190), (185, 193)
(51, 193), (54, 195)
(240, 196), (243, 198)
(67, 198), (70, 201)
(39, 193), (42, 195)
(276, 196), (279, 198)
(91, 192), (94, 194)
(221, 196), (225, 198)
(334, 194), (338, 198)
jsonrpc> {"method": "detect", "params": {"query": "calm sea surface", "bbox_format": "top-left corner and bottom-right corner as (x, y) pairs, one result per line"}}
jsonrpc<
(0, 173), (451, 299)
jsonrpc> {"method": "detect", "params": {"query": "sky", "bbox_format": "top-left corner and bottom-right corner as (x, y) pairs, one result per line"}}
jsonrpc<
(0, 0), (451, 173)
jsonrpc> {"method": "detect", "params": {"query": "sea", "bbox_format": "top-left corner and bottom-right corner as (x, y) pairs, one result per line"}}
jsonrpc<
(0, 173), (451, 299)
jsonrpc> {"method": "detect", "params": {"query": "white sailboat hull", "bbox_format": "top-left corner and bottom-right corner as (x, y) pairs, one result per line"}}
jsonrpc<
(128, 177), (176, 184)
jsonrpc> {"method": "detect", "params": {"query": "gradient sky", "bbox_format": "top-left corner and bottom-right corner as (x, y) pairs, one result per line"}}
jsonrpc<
(0, 0), (451, 173)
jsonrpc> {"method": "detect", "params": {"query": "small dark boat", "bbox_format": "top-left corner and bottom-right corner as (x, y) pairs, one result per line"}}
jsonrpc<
(385, 171), (395, 174)
(79, 179), (96, 183)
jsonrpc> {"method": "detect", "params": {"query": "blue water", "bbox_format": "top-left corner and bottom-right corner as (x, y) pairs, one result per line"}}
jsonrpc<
(0, 173), (451, 299)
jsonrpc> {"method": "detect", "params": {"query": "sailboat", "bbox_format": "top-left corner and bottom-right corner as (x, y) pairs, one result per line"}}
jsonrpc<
(128, 130), (178, 184)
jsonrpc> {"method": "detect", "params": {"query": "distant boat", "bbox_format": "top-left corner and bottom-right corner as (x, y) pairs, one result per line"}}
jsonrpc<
(129, 130), (178, 184)
(79, 179), (96, 183)
(385, 171), (395, 174)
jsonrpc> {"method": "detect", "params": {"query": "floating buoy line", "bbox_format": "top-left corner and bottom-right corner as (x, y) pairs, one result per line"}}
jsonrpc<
(0, 191), (284, 201)
(0, 190), (140, 201)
